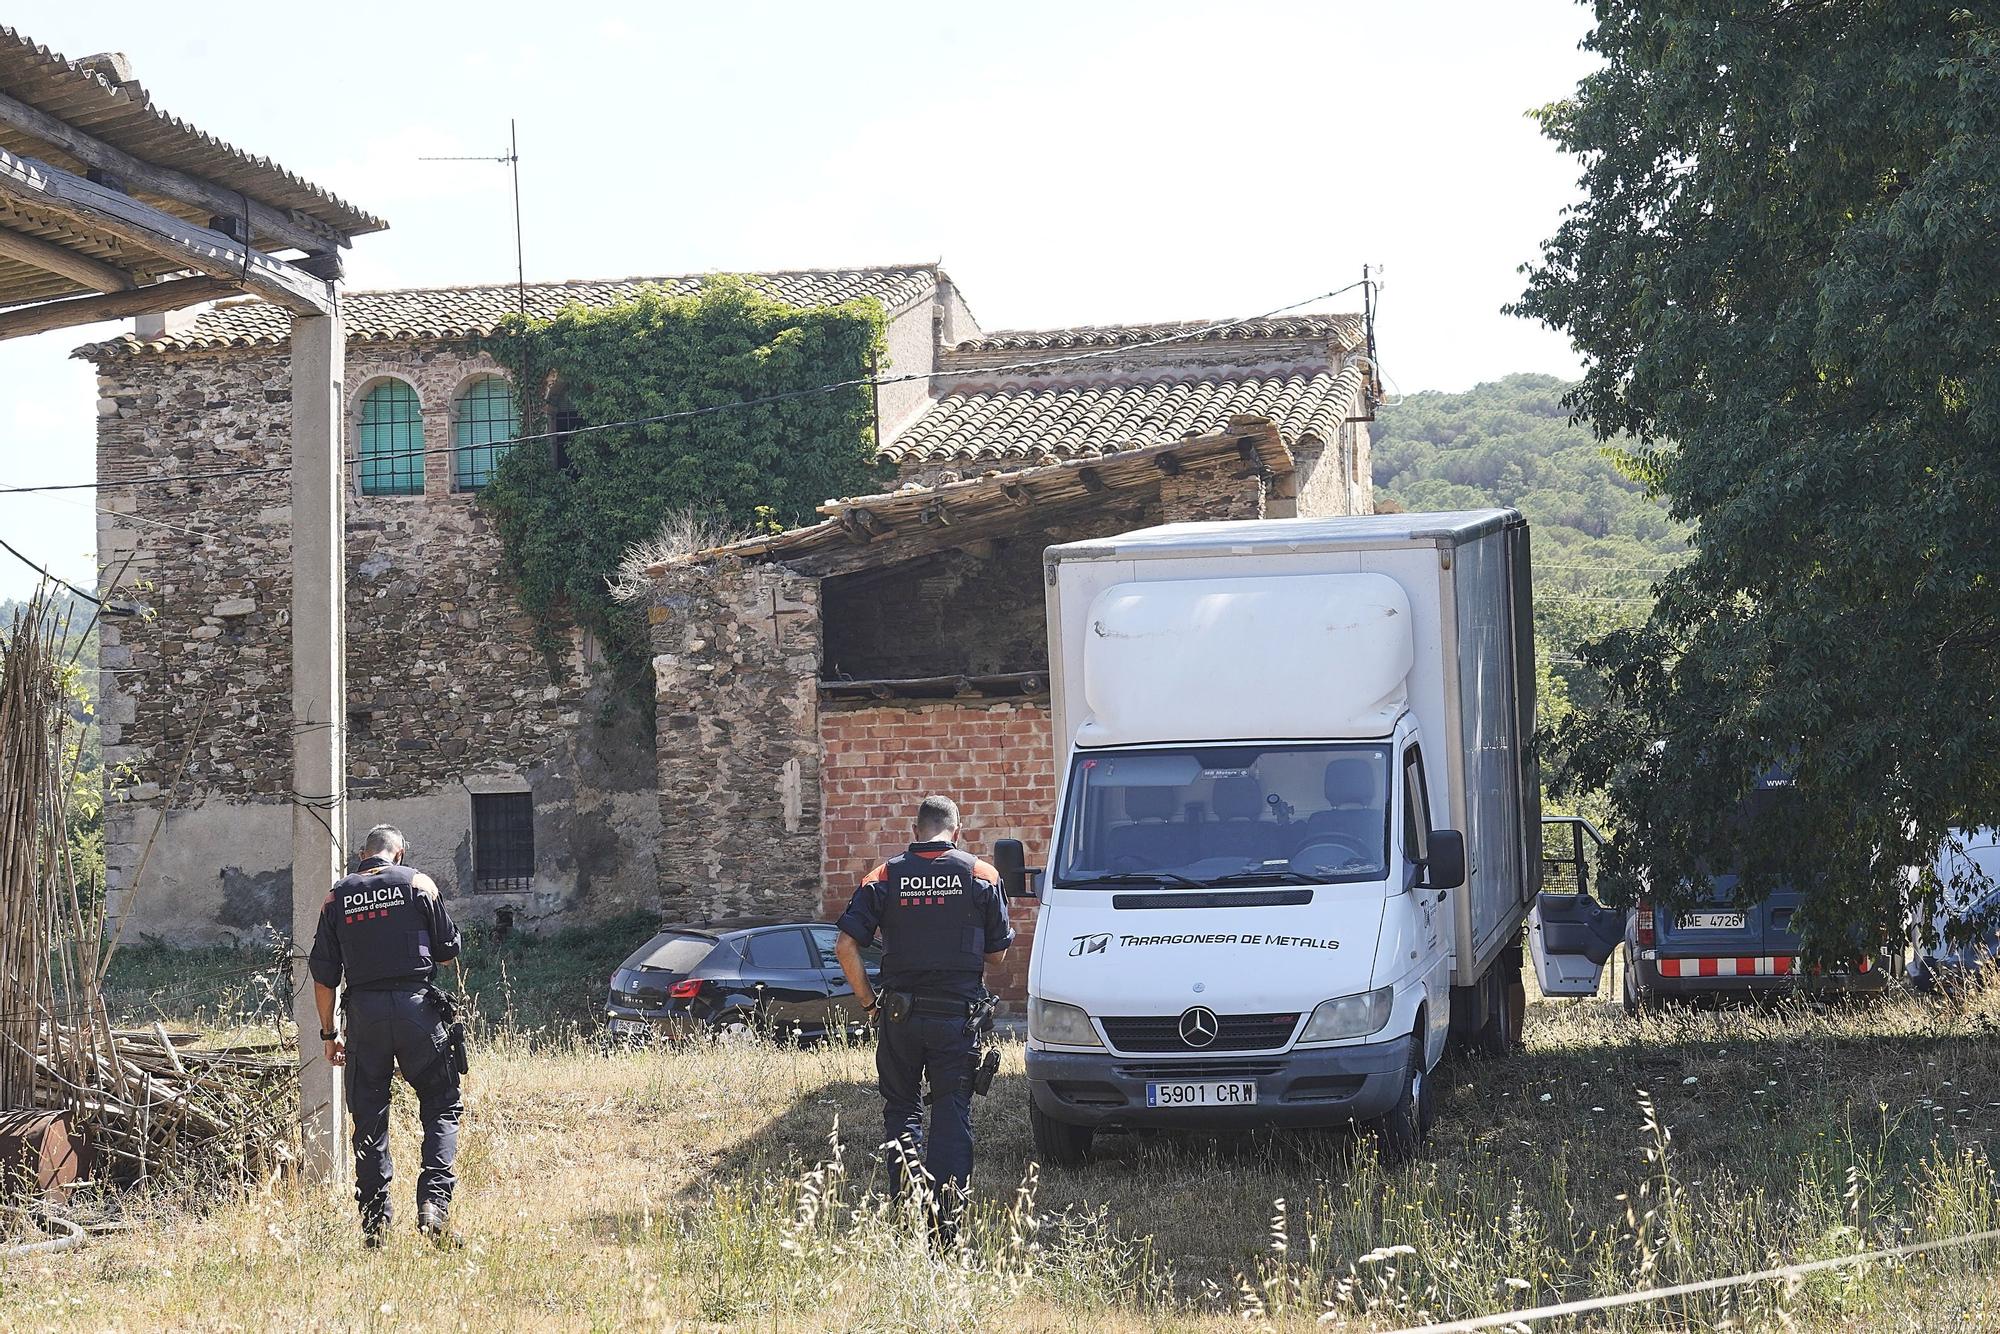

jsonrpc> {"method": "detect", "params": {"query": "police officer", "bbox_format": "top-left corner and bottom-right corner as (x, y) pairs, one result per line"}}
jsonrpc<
(307, 824), (465, 1247)
(834, 795), (1014, 1236)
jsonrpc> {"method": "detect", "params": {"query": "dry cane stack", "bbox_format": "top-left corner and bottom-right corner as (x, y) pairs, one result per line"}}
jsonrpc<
(1, 588), (294, 1194)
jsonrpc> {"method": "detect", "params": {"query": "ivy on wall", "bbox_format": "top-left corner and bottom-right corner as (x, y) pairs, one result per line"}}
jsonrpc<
(479, 278), (888, 697)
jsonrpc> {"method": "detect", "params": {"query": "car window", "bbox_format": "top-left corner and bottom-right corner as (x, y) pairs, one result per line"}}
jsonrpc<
(1401, 746), (1431, 863)
(810, 924), (880, 967)
(746, 928), (812, 970)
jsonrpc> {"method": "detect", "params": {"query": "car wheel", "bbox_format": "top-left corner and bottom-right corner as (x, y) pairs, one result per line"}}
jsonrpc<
(713, 1014), (754, 1045)
(1367, 1034), (1430, 1164)
(1029, 1098), (1095, 1169)
(1621, 956), (1640, 1016)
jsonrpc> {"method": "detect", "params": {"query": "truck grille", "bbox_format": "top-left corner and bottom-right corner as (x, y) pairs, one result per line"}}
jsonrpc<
(1098, 1013), (1299, 1052)
(1115, 1059), (1286, 1080)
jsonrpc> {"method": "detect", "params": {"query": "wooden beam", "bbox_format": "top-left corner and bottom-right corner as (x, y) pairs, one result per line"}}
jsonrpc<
(0, 276), (231, 341)
(0, 147), (332, 315)
(0, 90), (346, 254)
(0, 222), (130, 292)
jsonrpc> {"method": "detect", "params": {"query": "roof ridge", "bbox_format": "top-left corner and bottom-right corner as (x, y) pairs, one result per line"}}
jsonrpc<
(202, 264), (942, 302)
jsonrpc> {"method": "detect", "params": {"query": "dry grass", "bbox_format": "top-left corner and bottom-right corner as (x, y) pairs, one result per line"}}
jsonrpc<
(8, 977), (2000, 1331)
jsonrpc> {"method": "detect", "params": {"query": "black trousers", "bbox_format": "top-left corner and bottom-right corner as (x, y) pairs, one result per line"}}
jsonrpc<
(343, 987), (463, 1222)
(877, 1013), (976, 1192)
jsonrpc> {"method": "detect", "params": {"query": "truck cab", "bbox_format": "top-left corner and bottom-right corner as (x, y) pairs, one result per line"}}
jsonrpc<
(1002, 511), (1615, 1166)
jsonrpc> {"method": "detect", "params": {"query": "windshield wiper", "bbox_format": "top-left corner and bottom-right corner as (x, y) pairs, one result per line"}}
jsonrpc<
(1058, 871), (1205, 889)
(1204, 867), (1331, 887)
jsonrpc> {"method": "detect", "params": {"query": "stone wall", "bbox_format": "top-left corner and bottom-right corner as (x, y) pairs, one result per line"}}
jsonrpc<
(648, 560), (824, 916)
(819, 700), (1052, 1004)
(92, 342), (661, 944)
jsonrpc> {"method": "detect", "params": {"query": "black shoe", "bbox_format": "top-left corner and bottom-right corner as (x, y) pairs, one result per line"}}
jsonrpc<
(417, 1202), (463, 1248)
(361, 1214), (391, 1249)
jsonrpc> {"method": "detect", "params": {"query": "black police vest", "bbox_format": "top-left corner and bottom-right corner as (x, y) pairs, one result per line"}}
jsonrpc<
(878, 847), (989, 979)
(331, 861), (438, 990)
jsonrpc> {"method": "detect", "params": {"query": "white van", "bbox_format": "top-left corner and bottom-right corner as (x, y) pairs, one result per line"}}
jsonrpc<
(990, 511), (1619, 1165)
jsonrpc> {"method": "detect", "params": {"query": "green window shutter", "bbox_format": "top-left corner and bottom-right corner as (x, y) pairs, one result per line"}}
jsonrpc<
(357, 381), (424, 496)
(453, 377), (521, 491)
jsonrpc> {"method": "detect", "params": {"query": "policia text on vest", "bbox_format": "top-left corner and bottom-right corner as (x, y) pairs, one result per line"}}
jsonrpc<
(307, 824), (467, 1247)
(834, 796), (1016, 1240)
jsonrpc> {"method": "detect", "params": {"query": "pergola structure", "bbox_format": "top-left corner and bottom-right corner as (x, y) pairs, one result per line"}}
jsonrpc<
(0, 28), (384, 1180)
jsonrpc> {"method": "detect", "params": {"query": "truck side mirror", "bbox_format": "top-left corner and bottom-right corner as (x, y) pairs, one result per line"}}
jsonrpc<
(993, 838), (1035, 899)
(1424, 830), (1467, 890)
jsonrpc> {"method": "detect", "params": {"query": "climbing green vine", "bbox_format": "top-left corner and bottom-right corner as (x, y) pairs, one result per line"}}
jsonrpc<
(478, 278), (888, 699)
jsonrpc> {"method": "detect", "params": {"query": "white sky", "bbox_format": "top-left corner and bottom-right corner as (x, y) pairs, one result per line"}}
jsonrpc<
(0, 0), (1597, 599)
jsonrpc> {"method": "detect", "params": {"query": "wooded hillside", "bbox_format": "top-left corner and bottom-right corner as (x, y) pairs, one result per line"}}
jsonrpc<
(1371, 373), (1685, 809)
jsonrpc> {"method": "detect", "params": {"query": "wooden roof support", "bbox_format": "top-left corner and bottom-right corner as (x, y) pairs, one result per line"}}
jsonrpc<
(0, 145), (331, 314)
(0, 275), (232, 341)
(0, 89), (344, 255)
(0, 221), (129, 292)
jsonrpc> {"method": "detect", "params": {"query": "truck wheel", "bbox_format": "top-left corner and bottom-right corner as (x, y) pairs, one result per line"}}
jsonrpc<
(1475, 958), (1524, 1056)
(1367, 1035), (1430, 1163)
(1621, 954), (1658, 1016)
(1029, 1098), (1095, 1168)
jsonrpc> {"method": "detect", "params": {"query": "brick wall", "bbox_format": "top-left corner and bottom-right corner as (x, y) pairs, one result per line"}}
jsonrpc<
(820, 700), (1054, 1004)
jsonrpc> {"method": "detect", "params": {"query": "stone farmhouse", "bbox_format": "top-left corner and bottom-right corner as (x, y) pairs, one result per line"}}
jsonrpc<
(86, 263), (1376, 978)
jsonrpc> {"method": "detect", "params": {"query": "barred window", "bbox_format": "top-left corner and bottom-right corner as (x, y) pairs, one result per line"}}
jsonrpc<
(472, 792), (534, 892)
(453, 376), (521, 491)
(357, 380), (423, 496)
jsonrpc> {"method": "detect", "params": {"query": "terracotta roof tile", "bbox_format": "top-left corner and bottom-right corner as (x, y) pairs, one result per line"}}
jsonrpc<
(0, 27), (383, 237)
(944, 314), (1362, 356)
(882, 367), (1367, 467)
(78, 266), (941, 357)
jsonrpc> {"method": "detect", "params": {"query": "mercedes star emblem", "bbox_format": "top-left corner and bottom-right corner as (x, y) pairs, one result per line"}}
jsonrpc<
(1177, 1006), (1220, 1048)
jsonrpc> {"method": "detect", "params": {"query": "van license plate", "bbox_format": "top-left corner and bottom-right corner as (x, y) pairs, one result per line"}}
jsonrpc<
(1679, 912), (1745, 930)
(1146, 1081), (1257, 1108)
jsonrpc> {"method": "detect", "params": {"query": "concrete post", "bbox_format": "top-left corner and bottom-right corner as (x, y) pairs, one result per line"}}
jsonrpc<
(289, 308), (347, 1183)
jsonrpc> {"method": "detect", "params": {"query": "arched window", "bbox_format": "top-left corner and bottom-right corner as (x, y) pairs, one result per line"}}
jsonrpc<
(357, 380), (423, 496)
(453, 376), (521, 491)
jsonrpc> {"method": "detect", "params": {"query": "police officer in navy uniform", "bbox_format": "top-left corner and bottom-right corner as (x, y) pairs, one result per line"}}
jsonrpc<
(834, 795), (1014, 1236)
(308, 824), (465, 1247)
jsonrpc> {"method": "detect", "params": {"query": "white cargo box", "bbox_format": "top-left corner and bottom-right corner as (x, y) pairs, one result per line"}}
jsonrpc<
(1044, 510), (1541, 986)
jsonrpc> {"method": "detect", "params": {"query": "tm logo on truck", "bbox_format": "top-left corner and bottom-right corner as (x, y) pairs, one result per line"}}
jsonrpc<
(1069, 933), (1112, 957)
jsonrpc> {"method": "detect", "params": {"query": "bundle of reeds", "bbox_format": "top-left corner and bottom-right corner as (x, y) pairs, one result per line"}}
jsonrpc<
(1, 588), (294, 1188)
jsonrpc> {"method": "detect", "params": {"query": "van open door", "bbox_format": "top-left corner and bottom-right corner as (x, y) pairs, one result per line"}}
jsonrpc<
(1531, 816), (1622, 996)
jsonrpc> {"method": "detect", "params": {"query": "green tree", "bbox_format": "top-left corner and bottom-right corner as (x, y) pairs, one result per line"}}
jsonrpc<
(479, 278), (888, 693)
(1513, 3), (2000, 952)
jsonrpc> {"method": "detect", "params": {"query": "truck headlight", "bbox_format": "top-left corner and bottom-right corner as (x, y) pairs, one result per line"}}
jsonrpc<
(1028, 997), (1102, 1047)
(1297, 987), (1393, 1043)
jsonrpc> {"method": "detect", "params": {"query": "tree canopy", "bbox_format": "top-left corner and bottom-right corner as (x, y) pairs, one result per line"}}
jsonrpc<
(1513, 3), (2000, 952)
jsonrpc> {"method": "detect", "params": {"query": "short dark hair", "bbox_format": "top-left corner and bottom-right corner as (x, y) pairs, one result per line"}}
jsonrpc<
(914, 796), (960, 839)
(361, 824), (405, 857)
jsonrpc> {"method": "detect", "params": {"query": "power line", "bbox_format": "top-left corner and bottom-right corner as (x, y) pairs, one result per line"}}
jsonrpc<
(0, 279), (1371, 498)
(0, 533), (104, 607)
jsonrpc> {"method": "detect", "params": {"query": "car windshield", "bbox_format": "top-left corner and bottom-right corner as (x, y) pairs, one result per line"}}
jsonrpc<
(1054, 743), (1392, 888)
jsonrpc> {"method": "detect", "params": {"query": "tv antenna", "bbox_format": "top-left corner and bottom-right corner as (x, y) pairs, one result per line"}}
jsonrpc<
(420, 119), (526, 318)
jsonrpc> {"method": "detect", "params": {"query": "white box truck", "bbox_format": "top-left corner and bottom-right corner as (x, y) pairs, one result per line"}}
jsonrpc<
(989, 509), (1619, 1165)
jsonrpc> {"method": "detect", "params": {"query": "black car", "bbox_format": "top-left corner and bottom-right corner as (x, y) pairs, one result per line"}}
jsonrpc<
(603, 917), (881, 1042)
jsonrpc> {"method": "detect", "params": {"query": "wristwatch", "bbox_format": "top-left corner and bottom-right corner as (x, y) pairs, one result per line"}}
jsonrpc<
(319, 1029), (338, 1041)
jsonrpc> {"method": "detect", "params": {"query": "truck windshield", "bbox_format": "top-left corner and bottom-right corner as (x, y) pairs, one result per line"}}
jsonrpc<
(1053, 744), (1392, 888)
